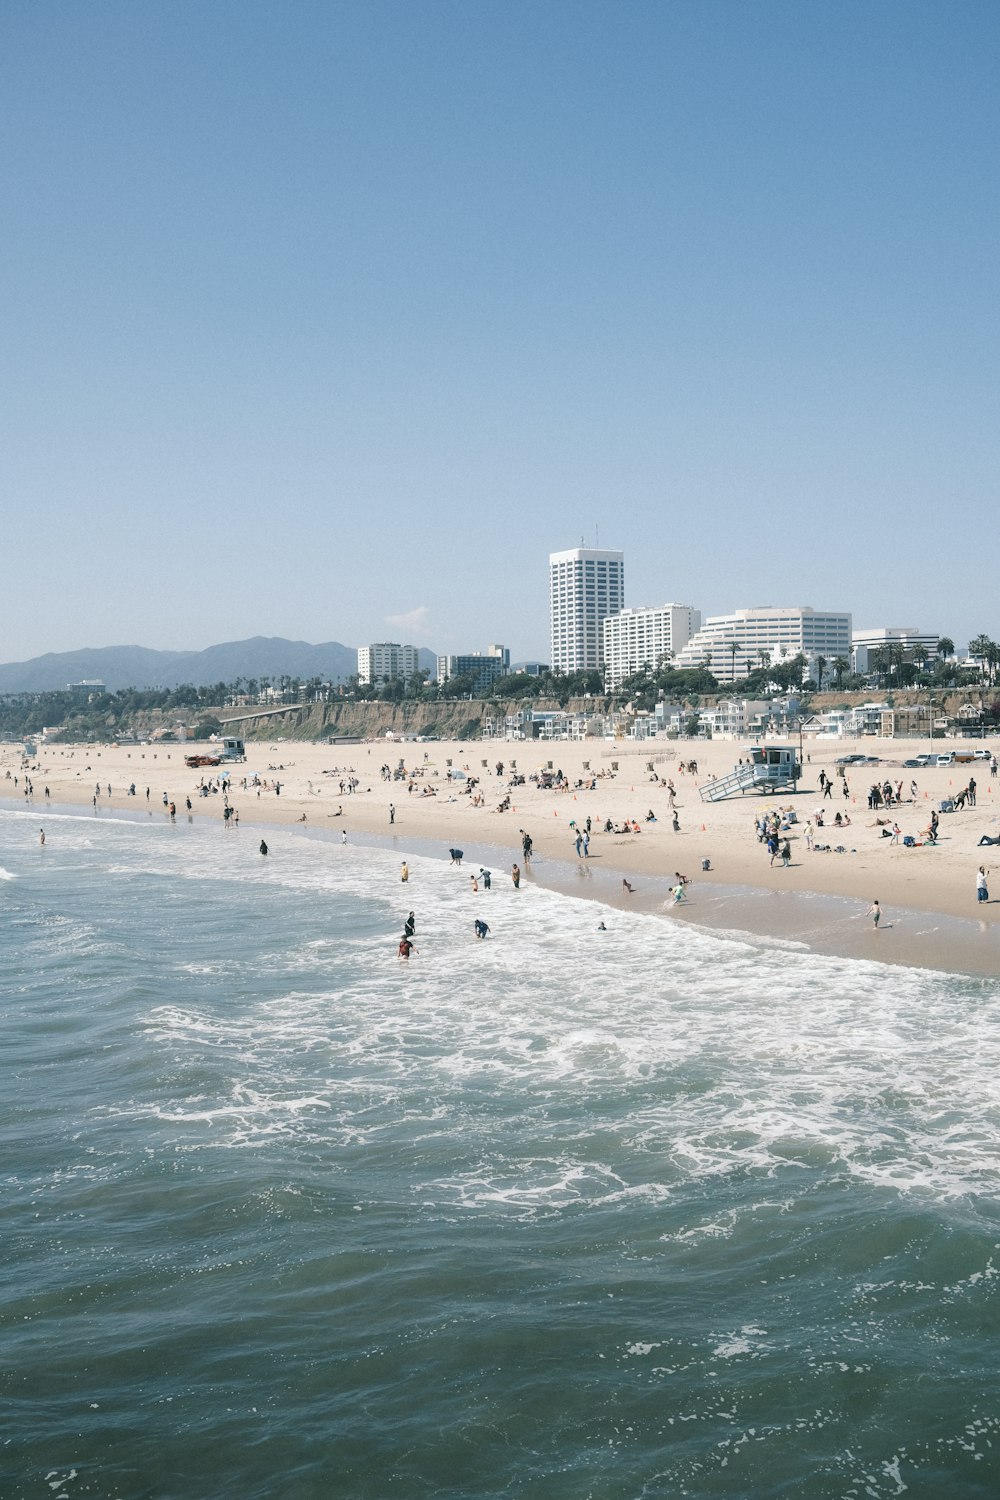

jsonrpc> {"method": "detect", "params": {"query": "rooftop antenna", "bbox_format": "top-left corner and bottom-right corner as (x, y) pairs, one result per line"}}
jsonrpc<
(595, 524), (599, 548)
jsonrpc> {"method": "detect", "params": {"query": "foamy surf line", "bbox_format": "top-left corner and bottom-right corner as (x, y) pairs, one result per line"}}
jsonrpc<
(5, 797), (999, 981)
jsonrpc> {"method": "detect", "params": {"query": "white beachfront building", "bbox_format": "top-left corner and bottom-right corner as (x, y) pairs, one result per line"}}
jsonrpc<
(357, 642), (420, 686)
(851, 627), (943, 674)
(549, 547), (625, 674)
(601, 604), (701, 689)
(671, 606), (852, 686)
(699, 698), (773, 739)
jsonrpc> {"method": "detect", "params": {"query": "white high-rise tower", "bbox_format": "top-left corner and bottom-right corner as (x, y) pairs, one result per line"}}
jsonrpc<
(549, 547), (625, 674)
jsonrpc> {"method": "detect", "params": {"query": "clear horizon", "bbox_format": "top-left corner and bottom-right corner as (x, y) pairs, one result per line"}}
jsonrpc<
(2, 1), (998, 663)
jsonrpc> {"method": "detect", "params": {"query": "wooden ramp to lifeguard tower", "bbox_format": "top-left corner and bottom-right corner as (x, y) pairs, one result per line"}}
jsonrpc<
(699, 746), (801, 802)
(699, 764), (762, 802)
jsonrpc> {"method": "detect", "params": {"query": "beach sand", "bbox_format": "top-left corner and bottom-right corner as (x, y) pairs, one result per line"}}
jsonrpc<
(6, 733), (1000, 976)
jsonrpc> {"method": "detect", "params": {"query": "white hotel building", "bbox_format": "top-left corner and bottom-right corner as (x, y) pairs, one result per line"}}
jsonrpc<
(671, 606), (852, 685)
(549, 547), (625, 674)
(602, 604), (701, 689)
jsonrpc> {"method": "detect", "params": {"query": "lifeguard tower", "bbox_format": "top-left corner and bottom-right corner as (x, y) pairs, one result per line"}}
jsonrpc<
(700, 745), (801, 802)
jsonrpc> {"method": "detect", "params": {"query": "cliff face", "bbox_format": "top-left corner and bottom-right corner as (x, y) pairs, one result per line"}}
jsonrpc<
(244, 700), (492, 742)
(242, 698), (616, 742)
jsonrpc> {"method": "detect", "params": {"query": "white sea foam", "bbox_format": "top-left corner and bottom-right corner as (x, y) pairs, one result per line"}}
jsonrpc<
(7, 809), (1000, 1210)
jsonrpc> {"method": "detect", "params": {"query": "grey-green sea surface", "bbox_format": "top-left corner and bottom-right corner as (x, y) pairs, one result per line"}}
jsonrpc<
(2, 808), (998, 1498)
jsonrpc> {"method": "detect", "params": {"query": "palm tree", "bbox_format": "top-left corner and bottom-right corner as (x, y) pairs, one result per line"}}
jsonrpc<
(757, 648), (772, 674)
(936, 637), (955, 661)
(815, 655), (827, 692)
(969, 634), (994, 684)
(832, 655), (849, 688)
(727, 640), (739, 683)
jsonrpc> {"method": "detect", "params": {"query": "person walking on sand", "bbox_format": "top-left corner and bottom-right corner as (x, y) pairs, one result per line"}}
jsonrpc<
(389, 803), (395, 824)
(866, 900), (882, 929)
(977, 866), (989, 903)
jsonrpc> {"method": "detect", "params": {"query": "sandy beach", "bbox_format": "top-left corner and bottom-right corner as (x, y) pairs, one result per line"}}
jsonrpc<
(6, 733), (1000, 975)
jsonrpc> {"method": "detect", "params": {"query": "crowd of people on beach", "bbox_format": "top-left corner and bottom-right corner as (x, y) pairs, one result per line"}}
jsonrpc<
(14, 735), (1000, 960)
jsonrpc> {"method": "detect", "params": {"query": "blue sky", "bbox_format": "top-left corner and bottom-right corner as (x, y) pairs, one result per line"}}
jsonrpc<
(2, 1), (997, 663)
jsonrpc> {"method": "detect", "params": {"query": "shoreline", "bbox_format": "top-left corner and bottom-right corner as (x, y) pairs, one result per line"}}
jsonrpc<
(5, 781), (1000, 980)
(6, 734), (1000, 978)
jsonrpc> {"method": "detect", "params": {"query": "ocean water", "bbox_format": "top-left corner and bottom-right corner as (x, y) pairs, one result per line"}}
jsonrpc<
(2, 806), (999, 1500)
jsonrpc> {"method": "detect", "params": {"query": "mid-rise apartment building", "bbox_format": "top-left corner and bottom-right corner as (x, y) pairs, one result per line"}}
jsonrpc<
(357, 642), (419, 686)
(602, 604), (701, 689)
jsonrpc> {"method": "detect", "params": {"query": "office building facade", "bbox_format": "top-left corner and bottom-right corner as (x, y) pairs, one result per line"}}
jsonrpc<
(437, 644), (510, 695)
(549, 547), (625, 674)
(852, 627), (942, 674)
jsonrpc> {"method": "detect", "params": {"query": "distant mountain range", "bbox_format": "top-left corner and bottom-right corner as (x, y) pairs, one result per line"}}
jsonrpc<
(0, 637), (439, 694)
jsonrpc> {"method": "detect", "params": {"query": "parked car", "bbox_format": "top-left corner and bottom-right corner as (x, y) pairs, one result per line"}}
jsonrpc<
(936, 753), (955, 766)
(912, 754), (936, 766)
(835, 754), (867, 765)
(974, 748), (993, 760)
